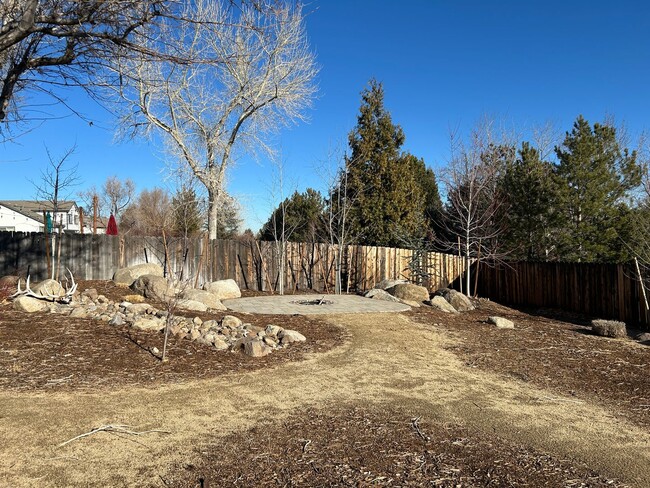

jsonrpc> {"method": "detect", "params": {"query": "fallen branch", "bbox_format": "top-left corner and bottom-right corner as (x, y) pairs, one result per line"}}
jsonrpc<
(58, 424), (171, 447)
(411, 416), (430, 443)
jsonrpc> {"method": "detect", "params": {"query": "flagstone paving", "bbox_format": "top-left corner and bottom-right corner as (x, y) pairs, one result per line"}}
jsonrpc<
(222, 293), (411, 314)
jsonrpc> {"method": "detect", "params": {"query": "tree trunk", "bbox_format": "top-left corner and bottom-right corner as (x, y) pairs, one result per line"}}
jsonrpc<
(208, 187), (219, 241)
(464, 231), (471, 297)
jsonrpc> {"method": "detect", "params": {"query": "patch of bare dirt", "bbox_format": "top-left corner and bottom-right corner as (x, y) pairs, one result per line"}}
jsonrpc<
(407, 300), (650, 426)
(165, 404), (626, 487)
(0, 281), (346, 392)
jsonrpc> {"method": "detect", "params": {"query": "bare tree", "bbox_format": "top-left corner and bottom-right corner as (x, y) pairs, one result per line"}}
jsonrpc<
(103, 176), (136, 218)
(117, 0), (317, 240)
(441, 121), (513, 296)
(32, 144), (81, 215)
(0, 0), (175, 134)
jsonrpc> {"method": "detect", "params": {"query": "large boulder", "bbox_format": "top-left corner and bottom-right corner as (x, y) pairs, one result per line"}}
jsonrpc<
(203, 279), (241, 300)
(132, 317), (165, 331)
(364, 288), (402, 302)
(131, 274), (173, 301)
(113, 263), (164, 286)
(373, 279), (408, 291)
(279, 329), (306, 344)
(243, 339), (271, 357)
(176, 299), (208, 312)
(13, 295), (49, 313)
(438, 288), (475, 312)
(386, 283), (429, 304)
(180, 289), (227, 310)
(32, 279), (65, 297)
(426, 296), (459, 313)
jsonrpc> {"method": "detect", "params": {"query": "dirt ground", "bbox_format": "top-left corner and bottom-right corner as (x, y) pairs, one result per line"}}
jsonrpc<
(1, 282), (649, 487)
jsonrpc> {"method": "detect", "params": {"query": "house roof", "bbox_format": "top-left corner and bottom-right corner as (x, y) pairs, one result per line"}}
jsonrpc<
(0, 200), (78, 223)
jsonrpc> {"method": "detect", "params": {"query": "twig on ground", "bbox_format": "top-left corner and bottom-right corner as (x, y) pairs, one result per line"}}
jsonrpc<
(411, 417), (430, 442)
(536, 396), (584, 404)
(58, 424), (171, 447)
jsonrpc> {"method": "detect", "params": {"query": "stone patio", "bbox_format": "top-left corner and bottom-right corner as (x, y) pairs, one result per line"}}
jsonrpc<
(222, 294), (411, 315)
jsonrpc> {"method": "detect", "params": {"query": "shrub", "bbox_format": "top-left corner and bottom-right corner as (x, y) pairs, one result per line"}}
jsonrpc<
(591, 319), (627, 339)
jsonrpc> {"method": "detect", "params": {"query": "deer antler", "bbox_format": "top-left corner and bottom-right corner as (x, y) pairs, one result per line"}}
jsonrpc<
(11, 270), (78, 304)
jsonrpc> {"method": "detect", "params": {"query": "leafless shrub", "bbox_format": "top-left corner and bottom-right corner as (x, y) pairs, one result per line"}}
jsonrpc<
(591, 319), (627, 339)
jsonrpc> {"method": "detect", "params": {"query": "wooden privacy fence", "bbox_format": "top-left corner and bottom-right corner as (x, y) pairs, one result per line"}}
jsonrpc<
(0, 232), (464, 292)
(475, 261), (650, 328)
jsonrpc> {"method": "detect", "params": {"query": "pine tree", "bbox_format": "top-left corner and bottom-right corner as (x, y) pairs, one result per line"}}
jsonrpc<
(554, 116), (641, 262)
(260, 188), (325, 243)
(344, 80), (425, 246)
(402, 153), (443, 240)
(500, 142), (562, 260)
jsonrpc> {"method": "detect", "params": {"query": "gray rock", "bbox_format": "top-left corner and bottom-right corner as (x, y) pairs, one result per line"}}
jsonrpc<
(180, 289), (227, 310)
(109, 315), (125, 326)
(176, 299), (208, 312)
(364, 288), (402, 302)
(243, 339), (270, 357)
(373, 279), (408, 290)
(82, 288), (98, 301)
(279, 329), (306, 344)
(69, 307), (89, 318)
(438, 288), (475, 312)
(263, 336), (278, 347)
(636, 332), (650, 342)
(213, 338), (229, 351)
(13, 295), (48, 313)
(221, 315), (243, 329)
(203, 279), (241, 300)
(131, 274), (173, 301)
(132, 317), (165, 331)
(426, 296), (459, 313)
(32, 279), (64, 297)
(488, 316), (515, 329)
(265, 324), (283, 337)
(112, 263), (164, 286)
(386, 283), (430, 304)
(189, 329), (201, 341)
(126, 303), (153, 315)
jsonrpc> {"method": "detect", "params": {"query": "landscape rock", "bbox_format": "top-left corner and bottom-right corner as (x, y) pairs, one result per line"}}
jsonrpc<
(279, 329), (306, 344)
(131, 274), (173, 301)
(592, 319), (627, 339)
(488, 316), (515, 329)
(386, 283), (429, 304)
(109, 315), (125, 326)
(364, 288), (402, 302)
(265, 324), (283, 337)
(426, 296), (459, 313)
(126, 303), (153, 314)
(32, 279), (65, 297)
(243, 339), (270, 357)
(438, 288), (475, 312)
(123, 294), (145, 304)
(82, 288), (98, 301)
(635, 332), (650, 343)
(373, 279), (408, 291)
(13, 295), (48, 312)
(69, 307), (89, 318)
(203, 278), (241, 300)
(180, 288), (227, 310)
(132, 317), (165, 331)
(213, 338), (229, 351)
(112, 263), (164, 286)
(221, 315), (243, 329)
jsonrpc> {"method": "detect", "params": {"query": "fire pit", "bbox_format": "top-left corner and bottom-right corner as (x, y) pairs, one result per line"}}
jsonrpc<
(291, 297), (334, 306)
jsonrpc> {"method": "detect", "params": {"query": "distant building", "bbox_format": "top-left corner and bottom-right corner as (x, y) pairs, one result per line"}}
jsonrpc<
(0, 200), (106, 234)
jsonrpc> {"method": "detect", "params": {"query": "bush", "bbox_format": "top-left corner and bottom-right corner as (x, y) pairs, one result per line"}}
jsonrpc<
(591, 319), (627, 339)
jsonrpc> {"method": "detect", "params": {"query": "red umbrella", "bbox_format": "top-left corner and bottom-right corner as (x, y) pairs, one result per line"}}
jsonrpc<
(106, 214), (118, 235)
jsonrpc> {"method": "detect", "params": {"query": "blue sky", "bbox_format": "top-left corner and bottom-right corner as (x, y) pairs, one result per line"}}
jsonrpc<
(1, 0), (649, 231)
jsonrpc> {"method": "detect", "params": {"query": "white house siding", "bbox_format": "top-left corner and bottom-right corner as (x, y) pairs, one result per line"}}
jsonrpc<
(0, 205), (43, 232)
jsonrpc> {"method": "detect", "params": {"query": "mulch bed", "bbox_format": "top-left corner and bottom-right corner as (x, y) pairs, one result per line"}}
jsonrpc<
(0, 281), (346, 392)
(407, 300), (650, 427)
(164, 404), (626, 487)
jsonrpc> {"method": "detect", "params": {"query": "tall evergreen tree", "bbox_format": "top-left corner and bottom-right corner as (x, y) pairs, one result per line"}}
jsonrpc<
(500, 142), (562, 260)
(554, 116), (641, 262)
(402, 153), (443, 239)
(260, 188), (325, 243)
(343, 80), (425, 246)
